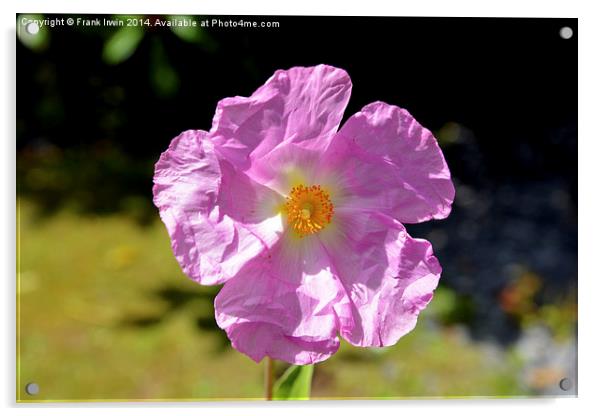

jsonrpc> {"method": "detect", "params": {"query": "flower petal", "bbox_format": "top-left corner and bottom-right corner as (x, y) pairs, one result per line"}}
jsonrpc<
(215, 233), (344, 364)
(153, 130), (283, 285)
(320, 210), (442, 347)
(328, 101), (455, 223)
(209, 64), (352, 171)
(225, 322), (339, 365)
(245, 141), (326, 196)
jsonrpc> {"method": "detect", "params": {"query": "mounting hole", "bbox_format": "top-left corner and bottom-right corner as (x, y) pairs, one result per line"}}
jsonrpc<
(559, 377), (573, 391)
(559, 26), (573, 40)
(26, 22), (40, 35)
(25, 382), (39, 395)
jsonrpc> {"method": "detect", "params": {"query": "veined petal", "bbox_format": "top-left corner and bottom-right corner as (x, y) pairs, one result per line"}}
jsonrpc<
(153, 130), (283, 285)
(209, 64), (352, 171)
(225, 323), (339, 365)
(215, 232), (345, 364)
(217, 158), (285, 247)
(328, 102), (455, 223)
(320, 210), (442, 347)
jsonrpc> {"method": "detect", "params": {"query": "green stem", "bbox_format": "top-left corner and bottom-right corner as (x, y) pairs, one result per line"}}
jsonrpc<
(265, 357), (273, 401)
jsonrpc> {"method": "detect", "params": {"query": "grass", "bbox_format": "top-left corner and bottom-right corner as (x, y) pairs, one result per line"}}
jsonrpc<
(17, 198), (528, 401)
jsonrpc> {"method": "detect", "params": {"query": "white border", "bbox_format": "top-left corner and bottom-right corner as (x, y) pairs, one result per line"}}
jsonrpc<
(1, 0), (586, 17)
(3, 1), (600, 415)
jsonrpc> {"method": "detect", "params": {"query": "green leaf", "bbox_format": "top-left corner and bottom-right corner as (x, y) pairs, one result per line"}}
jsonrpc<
(168, 15), (204, 43)
(273, 365), (314, 400)
(102, 26), (144, 65)
(149, 38), (180, 98)
(168, 15), (218, 51)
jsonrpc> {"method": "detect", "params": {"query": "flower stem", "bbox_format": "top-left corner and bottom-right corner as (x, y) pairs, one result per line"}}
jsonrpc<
(265, 357), (273, 401)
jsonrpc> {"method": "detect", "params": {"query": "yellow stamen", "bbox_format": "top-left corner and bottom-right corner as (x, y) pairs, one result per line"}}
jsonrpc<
(284, 184), (334, 238)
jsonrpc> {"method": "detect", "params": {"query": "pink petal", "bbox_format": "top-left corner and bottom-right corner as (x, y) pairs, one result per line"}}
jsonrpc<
(209, 64), (352, 171)
(216, 158), (285, 248)
(245, 141), (326, 195)
(226, 323), (339, 365)
(320, 210), (442, 347)
(327, 101), (455, 223)
(153, 130), (283, 285)
(215, 233), (345, 364)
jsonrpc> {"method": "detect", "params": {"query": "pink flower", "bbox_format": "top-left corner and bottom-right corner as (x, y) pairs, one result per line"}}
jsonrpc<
(153, 65), (455, 364)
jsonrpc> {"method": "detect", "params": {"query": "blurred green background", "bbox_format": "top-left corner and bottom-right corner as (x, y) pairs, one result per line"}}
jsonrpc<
(16, 14), (577, 401)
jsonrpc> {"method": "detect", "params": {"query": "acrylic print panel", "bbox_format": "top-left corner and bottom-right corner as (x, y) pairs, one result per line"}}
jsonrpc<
(16, 14), (577, 402)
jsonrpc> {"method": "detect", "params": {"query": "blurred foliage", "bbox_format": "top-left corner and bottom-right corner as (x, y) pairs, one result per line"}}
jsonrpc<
(103, 26), (144, 65)
(499, 271), (543, 317)
(149, 38), (180, 98)
(169, 15), (217, 50)
(423, 286), (476, 326)
(17, 143), (156, 224)
(499, 270), (577, 341)
(97, 14), (215, 97)
(537, 301), (577, 341)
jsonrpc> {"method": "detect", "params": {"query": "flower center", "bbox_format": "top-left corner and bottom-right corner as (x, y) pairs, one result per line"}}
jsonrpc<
(284, 184), (334, 238)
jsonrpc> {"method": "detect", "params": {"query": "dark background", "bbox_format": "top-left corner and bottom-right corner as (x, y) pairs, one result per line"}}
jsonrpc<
(16, 15), (577, 399)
